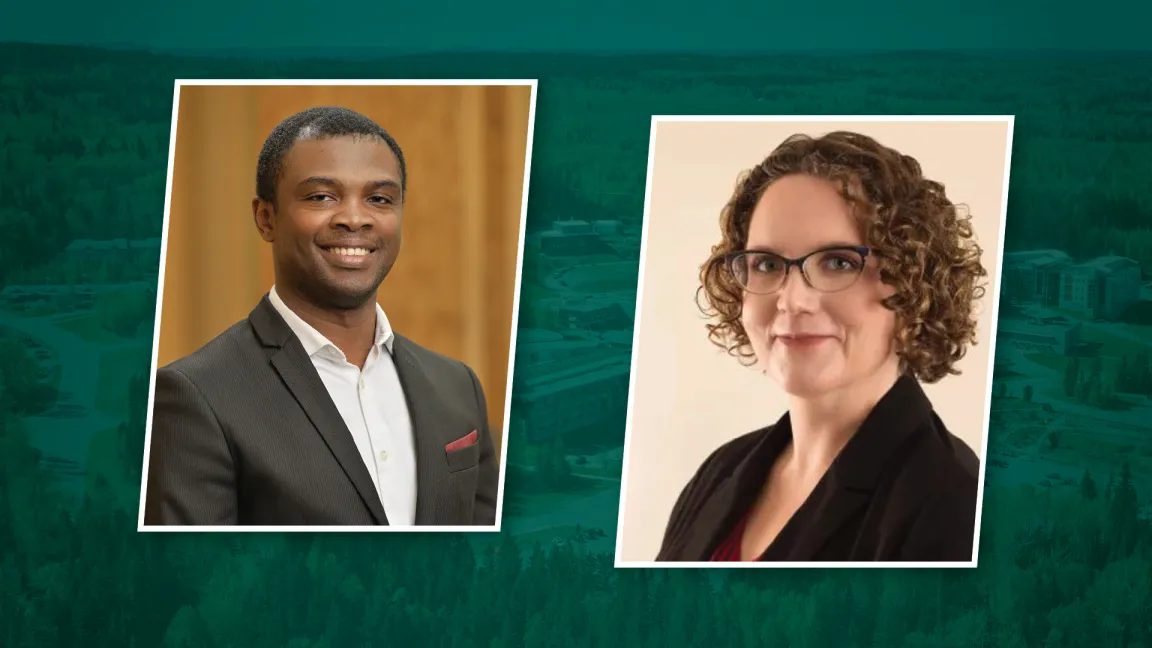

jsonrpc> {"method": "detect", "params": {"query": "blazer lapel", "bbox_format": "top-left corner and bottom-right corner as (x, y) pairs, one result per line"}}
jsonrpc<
(250, 296), (389, 525)
(678, 422), (792, 560)
(760, 476), (872, 561)
(678, 475), (751, 561)
(391, 334), (477, 525)
(763, 374), (934, 561)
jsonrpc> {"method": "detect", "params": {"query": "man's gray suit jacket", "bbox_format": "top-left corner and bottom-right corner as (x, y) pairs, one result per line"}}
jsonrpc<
(143, 295), (499, 526)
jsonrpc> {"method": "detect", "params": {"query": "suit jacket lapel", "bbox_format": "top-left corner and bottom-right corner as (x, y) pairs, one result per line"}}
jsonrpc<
(250, 296), (389, 525)
(391, 334), (477, 525)
(678, 474), (752, 561)
(678, 422), (792, 560)
(763, 374), (934, 561)
(760, 476), (872, 561)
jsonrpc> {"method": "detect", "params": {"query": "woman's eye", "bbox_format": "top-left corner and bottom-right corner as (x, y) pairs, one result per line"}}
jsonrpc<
(823, 255), (858, 271)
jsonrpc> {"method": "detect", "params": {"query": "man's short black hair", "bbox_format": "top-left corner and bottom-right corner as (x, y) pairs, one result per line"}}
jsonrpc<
(255, 106), (407, 204)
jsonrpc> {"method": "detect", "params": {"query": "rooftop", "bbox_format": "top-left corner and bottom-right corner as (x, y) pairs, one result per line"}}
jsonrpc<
(1083, 255), (1139, 274)
(539, 233), (616, 258)
(998, 318), (1078, 338)
(560, 260), (639, 285)
(516, 349), (630, 389)
(516, 357), (632, 399)
(517, 339), (603, 356)
(560, 298), (626, 314)
(1004, 249), (1071, 268)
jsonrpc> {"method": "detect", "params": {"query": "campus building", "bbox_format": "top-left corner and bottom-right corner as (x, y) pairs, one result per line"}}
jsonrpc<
(1059, 256), (1141, 320)
(1003, 249), (1071, 308)
(1004, 249), (1142, 321)
(515, 330), (604, 364)
(553, 259), (638, 293)
(528, 220), (621, 274)
(511, 348), (632, 443)
(997, 319), (1082, 355)
(558, 297), (633, 332)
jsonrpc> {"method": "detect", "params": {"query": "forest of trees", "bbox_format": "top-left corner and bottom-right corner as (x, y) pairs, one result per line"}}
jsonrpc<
(95, 288), (157, 339)
(5, 250), (159, 286)
(0, 337), (58, 415)
(3, 42), (1152, 647)
(1059, 355), (1124, 405)
(2, 398), (1148, 648)
(1006, 189), (1152, 267)
(1116, 353), (1152, 395)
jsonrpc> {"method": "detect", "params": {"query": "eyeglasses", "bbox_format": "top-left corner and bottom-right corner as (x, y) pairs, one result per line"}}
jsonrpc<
(723, 245), (872, 294)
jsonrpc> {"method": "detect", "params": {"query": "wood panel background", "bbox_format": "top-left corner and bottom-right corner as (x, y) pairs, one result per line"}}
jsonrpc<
(158, 84), (533, 454)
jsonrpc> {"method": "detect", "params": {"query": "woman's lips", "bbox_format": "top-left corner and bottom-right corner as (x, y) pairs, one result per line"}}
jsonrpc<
(774, 334), (835, 348)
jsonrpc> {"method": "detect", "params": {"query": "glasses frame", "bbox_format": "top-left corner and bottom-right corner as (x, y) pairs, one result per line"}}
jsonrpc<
(723, 245), (873, 295)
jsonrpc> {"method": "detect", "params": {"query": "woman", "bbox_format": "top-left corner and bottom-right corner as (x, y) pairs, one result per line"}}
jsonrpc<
(657, 131), (986, 562)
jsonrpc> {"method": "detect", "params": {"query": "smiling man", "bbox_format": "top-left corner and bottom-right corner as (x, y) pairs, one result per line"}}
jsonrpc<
(144, 106), (498, 527)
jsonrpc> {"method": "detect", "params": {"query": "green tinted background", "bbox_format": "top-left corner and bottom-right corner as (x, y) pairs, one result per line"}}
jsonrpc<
(2, 4), (1152, 646)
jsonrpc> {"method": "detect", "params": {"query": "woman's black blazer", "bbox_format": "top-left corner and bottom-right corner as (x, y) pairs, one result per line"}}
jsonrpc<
(656, 374), (981, 562)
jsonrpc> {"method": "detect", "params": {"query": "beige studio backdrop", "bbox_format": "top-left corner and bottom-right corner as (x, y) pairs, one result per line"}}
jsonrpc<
(618, 118), (1011, 563)
(156, 83), (535, 455)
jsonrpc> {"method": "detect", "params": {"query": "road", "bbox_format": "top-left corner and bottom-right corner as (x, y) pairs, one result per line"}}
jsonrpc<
(991, 340), (1152, 490)
(997, 342), (1152, 431)
(502, 476), (623, 538)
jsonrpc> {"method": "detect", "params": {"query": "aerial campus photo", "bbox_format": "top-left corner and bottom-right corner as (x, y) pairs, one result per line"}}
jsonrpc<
(3, 46), (1152, 573)
(991, 248), (1152, 494)
(500, 215), (640, 550)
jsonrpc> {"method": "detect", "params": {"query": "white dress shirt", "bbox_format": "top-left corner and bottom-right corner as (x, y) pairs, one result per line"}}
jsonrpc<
(268, 285), (417, 525)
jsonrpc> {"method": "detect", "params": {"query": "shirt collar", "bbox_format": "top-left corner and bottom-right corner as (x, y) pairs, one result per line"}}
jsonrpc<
(268, 285), (395, 359)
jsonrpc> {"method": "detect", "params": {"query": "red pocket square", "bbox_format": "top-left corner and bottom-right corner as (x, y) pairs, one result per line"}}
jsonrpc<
(445, 430), (478, 452)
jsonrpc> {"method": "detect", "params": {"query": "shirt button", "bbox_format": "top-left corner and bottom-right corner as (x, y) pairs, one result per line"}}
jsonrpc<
(378, 450), (388, 462)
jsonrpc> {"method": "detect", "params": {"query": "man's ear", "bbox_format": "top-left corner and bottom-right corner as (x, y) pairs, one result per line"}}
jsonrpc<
(253, 197), (275, 243)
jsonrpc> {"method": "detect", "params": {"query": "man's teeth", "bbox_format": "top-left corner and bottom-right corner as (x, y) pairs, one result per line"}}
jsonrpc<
(329, 247), (370, 256)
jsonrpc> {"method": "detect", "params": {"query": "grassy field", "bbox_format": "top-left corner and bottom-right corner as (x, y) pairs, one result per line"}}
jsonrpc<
(55, 313), (123, 345)
(1045, 423), (1152, 476)
(1114, 321), (1152, 341)
(468, 523), (614, 559)
(1024, 352), (1068, 372)
(8, 305), (58, 317)
(508, 524), (582, 547)
(569, 448), (623, 480)
(562, 260), (639, 293)
(993, 402), (1152, 489)
(1025, 351), (1123, 376)
(85, 424), (140, 511)
(95, 344), (150, 418)
(1080, 326), (1152, 361)
(518, 280), (556, 304)
(501, 473), (612, 516)
(1037, 380), (1132, 409)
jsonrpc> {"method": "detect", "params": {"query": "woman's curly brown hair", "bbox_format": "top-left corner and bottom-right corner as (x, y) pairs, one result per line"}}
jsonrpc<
(697, 131), (988, 384)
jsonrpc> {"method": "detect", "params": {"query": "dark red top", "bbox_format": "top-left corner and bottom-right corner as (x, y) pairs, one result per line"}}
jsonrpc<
(709, 513), (751, 561)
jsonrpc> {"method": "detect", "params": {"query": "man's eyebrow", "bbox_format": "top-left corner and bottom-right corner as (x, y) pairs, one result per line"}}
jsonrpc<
(298, 176), (338, 187)
(370, 179), (402, 191)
